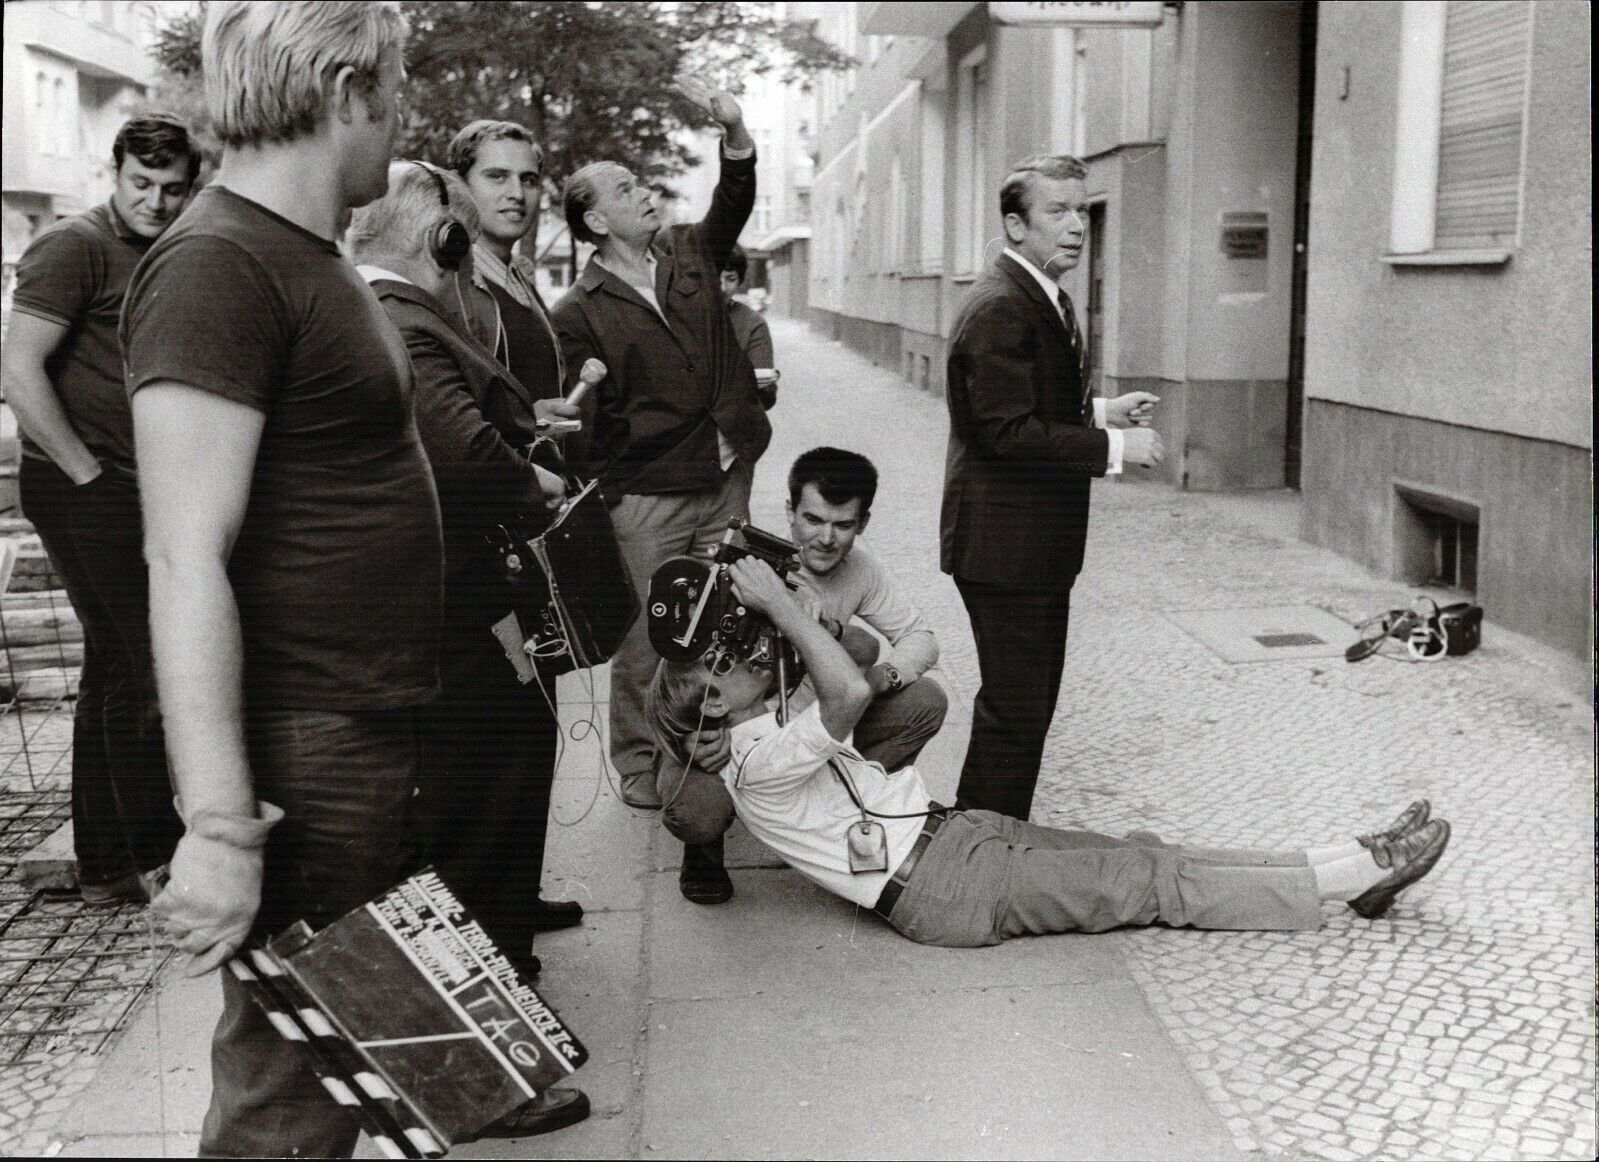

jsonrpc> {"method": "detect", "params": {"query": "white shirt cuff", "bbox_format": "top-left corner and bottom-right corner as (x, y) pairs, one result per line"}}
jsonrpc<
(722, 143), (755, 161)
(1093, 397), (1107, 426)
(1104, 428), (1124, 476)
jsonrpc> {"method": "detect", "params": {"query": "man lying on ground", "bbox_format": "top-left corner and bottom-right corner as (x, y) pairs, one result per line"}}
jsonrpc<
(648, 557), (1451, 948)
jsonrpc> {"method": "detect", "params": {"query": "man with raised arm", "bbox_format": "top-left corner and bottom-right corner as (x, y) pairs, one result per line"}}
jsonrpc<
(553, 81), (770, 902)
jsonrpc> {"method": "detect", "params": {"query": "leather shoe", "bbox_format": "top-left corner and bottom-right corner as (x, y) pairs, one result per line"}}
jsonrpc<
(1349, 819), (1450, 919)
(1357, 799), (1431, 851)
(510, 953), (542, 981)
(469, 1087), (589, 1140)
(619, 770), (663, 809)
(680, 840), (734, 905)
(530, 898), (584, 932)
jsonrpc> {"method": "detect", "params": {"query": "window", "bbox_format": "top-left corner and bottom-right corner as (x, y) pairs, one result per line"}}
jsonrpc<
(917, 82), (947, 272)
(1435, 1), (1531, 249)
(953, 45), (989, 275)
(1389, 0), (1531, 257)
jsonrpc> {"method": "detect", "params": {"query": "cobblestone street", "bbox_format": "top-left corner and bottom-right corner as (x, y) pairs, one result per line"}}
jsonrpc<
(747, 317), (1595, 1161)
(11, 315), (1595, 1160)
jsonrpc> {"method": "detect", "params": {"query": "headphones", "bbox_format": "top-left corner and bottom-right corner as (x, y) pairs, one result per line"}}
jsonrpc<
(412, 160), (472, 271)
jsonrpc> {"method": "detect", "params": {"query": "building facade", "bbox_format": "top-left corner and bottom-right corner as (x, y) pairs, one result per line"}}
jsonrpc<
(801, 0), (1589, 659)
(1302, 0), (1590, 656)
(1, 0), (162, 312)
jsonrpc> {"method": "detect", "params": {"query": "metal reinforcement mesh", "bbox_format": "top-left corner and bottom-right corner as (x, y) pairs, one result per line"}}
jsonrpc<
(0, 580), (169, 1149)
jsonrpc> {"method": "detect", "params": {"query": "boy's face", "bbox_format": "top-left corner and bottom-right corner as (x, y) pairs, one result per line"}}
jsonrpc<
(720, 269), (742, 298)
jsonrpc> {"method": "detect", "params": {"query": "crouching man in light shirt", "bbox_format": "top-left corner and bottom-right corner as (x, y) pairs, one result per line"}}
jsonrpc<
(647, 557), (1453, 947)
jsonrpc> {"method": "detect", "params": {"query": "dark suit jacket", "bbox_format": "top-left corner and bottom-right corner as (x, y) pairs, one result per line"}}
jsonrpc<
(371, 278), (551, 583)
(940, 253), (1109, 589)
(552, 151), (771, 497)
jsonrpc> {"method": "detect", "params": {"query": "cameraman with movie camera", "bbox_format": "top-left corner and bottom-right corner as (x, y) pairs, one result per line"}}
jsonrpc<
(650, 450), (948, 904)
(649, 562), (1453, 946)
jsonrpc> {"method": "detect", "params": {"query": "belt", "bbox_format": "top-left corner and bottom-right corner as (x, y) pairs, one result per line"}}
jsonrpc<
(872, 805), (948, 920)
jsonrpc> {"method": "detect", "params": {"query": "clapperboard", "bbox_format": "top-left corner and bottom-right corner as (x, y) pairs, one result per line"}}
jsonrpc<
(229, 868), (587, 1157)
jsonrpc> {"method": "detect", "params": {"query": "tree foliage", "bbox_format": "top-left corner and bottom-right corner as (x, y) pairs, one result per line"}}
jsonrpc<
(148, 1), (851, 193)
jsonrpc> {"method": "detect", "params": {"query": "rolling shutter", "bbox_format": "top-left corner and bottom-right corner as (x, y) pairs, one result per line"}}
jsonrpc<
(1434, 1), (1532, 250)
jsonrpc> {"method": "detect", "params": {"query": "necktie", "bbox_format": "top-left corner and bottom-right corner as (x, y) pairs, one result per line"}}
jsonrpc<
(1058, 290), (1090, 412)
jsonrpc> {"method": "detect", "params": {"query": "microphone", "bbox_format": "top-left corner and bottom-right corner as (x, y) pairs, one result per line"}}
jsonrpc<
(566, 358), (606, 407)
(1041, 251), (1072, 278)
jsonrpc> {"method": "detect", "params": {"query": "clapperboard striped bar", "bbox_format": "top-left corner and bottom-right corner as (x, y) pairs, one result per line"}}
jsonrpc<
(231, 868), (587, 1154)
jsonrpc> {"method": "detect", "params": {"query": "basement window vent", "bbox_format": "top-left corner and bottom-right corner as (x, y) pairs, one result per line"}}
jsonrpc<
(1394, 483), (1480, 593)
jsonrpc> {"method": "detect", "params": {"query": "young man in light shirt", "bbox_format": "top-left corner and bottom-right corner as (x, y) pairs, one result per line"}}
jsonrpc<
(647, 557), (1454, 947)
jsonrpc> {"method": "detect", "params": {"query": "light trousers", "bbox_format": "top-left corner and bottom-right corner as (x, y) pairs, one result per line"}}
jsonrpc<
(606, 462), (753, 779)
(886, 810), (1323, 948)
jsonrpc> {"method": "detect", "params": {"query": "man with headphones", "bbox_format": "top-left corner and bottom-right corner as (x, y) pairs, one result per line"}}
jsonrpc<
(348, 160), (590, 1141)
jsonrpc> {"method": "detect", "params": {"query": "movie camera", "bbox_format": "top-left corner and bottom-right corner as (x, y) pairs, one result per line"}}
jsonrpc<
(647, 520), (806, 704)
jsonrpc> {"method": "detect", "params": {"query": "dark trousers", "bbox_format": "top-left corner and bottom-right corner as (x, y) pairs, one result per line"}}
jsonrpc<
(953, 575), (1074, 822)
(415, 625), (560, 977)
(201, 706), (420, 1158)
(18, 456), (179, 881)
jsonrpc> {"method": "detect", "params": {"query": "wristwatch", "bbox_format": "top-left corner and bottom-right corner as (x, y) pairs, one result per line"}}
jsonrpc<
(879, 663), (903, 692)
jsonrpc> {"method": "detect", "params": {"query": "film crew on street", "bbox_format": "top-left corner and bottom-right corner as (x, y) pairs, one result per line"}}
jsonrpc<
(120, 4), (440, 1155)
(553, 79), (771, 901)
(1, 114), (200, 905)
(649, 556), (1454, 946)
(658, 447), (949, 904)
(348, 161), (590, 1140)
(719, 245), (778, 408)
(942, 153), (1165, 823)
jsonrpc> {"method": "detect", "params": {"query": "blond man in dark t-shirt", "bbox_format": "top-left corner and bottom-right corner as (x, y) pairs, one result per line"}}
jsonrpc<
(121, 4), (439, 1156)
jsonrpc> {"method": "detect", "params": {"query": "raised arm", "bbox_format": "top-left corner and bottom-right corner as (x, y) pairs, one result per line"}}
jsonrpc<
(728, 557), (871, 742)
(135, 382), (272, 975)
(679, 81), (757, 268)
(956, 300), (1109, 473)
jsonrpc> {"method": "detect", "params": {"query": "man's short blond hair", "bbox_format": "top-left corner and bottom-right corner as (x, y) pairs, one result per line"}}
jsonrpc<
(346, 162), (480, 265)
(203, 1), (406, 150)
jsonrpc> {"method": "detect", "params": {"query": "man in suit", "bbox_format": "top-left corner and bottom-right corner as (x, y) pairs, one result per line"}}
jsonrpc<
(941, 154), (1163, 821)
(552, 81), (770, 902)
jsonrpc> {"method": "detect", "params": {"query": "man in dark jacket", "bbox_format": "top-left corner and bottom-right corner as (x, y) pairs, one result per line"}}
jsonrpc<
(347, 160), (588, 1141)
(553, 81), (769, 904)
(941, 155), (1162, 823)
